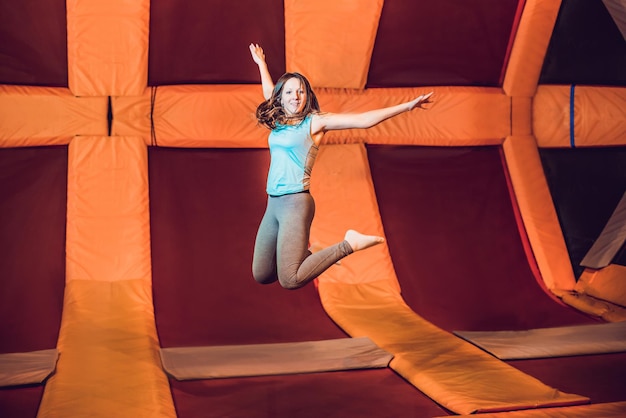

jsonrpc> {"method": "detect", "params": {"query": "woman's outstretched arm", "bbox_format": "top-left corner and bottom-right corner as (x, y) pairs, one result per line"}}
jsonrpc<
(249, 43), (274, 100)
(311, 92), (433, 135)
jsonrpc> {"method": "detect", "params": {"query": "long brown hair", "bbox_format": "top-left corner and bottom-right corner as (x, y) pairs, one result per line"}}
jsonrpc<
(255, 72), (320, 130)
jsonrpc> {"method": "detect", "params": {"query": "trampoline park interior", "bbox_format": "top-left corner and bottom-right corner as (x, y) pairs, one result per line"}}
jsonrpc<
(1, 0), (626, 417)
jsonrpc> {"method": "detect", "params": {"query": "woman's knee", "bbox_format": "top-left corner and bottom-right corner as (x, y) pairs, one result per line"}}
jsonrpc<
(278, 274), (306, 290)
(254, 275), (277, 285)
(252, 264), (278, 285)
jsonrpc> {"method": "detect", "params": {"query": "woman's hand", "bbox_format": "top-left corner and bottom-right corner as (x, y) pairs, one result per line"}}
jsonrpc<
(408, 92), (434, 111)
(249, 43), (274, 100)
(249, 43), (266, 66)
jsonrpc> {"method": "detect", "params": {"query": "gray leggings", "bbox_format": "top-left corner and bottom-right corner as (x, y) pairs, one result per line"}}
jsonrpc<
(252, 192), (353, 289)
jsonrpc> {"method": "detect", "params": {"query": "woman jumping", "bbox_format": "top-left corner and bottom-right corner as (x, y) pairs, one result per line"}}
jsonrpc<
(249, 43), (433, 290)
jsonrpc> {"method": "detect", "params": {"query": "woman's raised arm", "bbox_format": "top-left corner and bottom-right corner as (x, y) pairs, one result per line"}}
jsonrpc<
(311, 92), (433, 135)
(249, 43), (274, 100)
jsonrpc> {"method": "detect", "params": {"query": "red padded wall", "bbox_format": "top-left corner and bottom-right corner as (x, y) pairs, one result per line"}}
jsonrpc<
(0, 146), (66, 353)
(0, 1), (67, 86)
(367, 0), (523, 87)
(148, 0), (285, 86)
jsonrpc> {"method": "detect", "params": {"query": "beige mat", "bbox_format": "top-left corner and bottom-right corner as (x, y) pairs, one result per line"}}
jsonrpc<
(160, 337), (393, 380)
(0, 348), (59, 387)
(454, 321), (626, 360)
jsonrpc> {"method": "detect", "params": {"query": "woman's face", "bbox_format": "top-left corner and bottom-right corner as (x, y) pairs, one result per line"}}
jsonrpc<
(281, 77), (307, 115)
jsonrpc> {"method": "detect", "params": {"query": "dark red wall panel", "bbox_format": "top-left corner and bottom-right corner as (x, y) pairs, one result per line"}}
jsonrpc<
(0, 1), (67, 86)
(148, 147), (348, 347)
(0, 146), (67, 353)
(148, 0), (285, 86)
(367, 145), (595, 332)
(367, 0), (522, 87)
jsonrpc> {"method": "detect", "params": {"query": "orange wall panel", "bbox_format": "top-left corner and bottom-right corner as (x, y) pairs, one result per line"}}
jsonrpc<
(317, 87), (509, 145)
(503, 0), (561, 97)
(112, 86), (268, 147)
(311, 143), (399, 291)
(503, 135), (576, 291)
(534, 85), (626, 147)
(39, 135), (175, 417)
(67, 0), (149, 96)
(113, 86), (509, 147)
(66, 136), (151, 282)
(285, 0), (383, 89)
(0, 86), (107, 147)
(511, 96), (532, 136)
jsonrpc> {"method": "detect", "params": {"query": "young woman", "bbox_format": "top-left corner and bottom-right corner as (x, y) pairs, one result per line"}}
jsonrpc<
(249, 43), (432, 290)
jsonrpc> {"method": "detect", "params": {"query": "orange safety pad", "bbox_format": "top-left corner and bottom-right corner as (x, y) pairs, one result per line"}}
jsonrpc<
(533, 85), (626, 147)
(112, 85), (268, 147)
(37, 279), (176, 418)
(437, 401), (626, 418)
(503, 0), (561, 97)
(310, 143), (399, 290)
(576, 265), (626, 309)
(312, 144), (588, 414)
(511, 96), (532, 136)
(113, 85), (509, 147)
(0, 86), (107, 147)
(65, 136), (152, 282)
(284, 0), (383, 89)
(317, 87), (509, 145)
(559, 291), (626, 323)
(502, 135), (576, 291)
(66, 0), (149, 96)
(318, 280), (589, 415)
(38, 135), (176, 417)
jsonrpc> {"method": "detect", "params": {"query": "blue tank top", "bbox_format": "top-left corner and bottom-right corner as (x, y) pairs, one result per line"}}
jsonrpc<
(266, 115), (319, 196)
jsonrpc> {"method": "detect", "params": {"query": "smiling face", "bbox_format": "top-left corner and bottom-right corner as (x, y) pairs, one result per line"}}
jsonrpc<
(280, 77), (307, 115)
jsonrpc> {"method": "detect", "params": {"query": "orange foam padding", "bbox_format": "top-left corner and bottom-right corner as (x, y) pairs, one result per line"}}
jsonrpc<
(310, 144), (399, 290)
(112, 85), (268, 147)
(502, 135), (576, 291)
(319, 280), (589, 414)
(38, 136), (175, 417)
(317, 87), (509, 145)
(503, 0), (561, 97)
(113, 85), (510, 147)
(37, 280), (176, 418)
(437, 401), (626, 418)
(312, 144), (588, 414)
(65, 136), (152, 282)
(559, 291), (626, 323)
(284, 0), (383, 89)
(576, 265), (626, 309)
(66, 0), (149, 96)
(0, 86), (107, 147)
(534, 85), (626, 147)
(511, 96), (532, 136)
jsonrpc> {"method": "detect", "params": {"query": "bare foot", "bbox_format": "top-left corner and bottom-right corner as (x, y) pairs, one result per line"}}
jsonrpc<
(344, 229), (385, 252)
